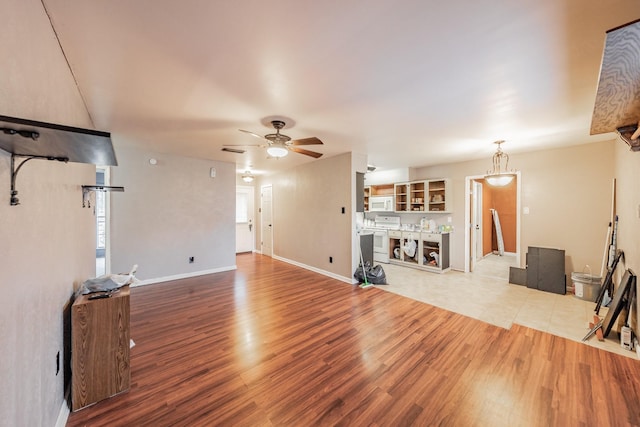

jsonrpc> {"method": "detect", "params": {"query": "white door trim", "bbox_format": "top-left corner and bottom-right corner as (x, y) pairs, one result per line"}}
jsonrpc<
(464, 171), (521, 272)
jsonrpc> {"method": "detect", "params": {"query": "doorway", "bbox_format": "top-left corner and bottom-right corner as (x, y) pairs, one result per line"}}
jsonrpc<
(236, 186), (255, 253)
(465, 173), (521, 275)
(261, 185), (273, 257)
(95, 167), (110, 276)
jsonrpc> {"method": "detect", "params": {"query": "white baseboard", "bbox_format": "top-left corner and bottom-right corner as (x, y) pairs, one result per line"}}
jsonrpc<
(272, 255), (353, 284)
(55, 387), (70, 427)
(133, 265), (237, 287)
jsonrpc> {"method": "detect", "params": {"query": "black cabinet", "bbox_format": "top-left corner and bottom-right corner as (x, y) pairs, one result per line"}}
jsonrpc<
(526, 246), (565, 294)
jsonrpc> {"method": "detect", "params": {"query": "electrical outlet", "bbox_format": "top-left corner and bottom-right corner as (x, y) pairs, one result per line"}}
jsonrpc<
(189, 256), (194, 263)
(56, 351), (60, 376)
(329, 256), (333, 263)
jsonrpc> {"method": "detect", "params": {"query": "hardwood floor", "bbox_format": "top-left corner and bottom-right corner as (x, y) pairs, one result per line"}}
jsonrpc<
(67, 253), (640, 426)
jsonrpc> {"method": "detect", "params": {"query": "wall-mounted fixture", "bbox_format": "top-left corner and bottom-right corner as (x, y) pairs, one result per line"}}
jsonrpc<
(242, 171), (254, 182)
(266, 142), (288, 158)
(0, 115), (118, 206)
(485, 140), (516, 187)
(149, 158), (157, 165)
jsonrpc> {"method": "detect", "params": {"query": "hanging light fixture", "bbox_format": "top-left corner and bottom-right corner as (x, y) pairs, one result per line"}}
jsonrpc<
(241, 170), (254, 182)
(485, 140), (516, 186)
(266, 141), (288, 158)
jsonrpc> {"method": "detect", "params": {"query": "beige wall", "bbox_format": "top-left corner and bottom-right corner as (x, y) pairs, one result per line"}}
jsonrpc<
(258, 153), (354, 281)
(414, 140), (615, 274)
(0, 1), (96, 425)
(110, 147), (236, 280)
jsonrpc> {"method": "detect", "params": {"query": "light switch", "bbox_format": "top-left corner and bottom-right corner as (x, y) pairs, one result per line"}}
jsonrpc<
(210, 167), (216, 178)
(523, 207), (530, 215)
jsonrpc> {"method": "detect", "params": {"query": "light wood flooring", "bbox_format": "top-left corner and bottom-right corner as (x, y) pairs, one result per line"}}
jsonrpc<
(67, 253), (640, 426)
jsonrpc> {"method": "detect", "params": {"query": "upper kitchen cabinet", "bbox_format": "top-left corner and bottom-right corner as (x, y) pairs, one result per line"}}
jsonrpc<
(409, 181), (426, 212)
(364, 183), (394, 212)
(395, 181), (427, 212)
(427, 179), (451, 213)
(394, 182), (408, 211)
(363, 186), (370, 212)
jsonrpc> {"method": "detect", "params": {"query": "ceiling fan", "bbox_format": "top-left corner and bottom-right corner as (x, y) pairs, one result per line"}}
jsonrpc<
(224, 120), (323, 158)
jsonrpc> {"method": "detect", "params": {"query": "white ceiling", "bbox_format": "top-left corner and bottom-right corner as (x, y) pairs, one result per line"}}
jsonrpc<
(42, 0), (639, 177)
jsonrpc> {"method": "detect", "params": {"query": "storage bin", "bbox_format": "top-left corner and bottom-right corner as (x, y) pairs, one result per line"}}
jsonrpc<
(571, 269), (601, 302)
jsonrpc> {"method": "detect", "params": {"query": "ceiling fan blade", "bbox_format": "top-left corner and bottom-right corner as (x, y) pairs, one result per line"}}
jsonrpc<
(291, 137), (323, 146)
(221, 147), (245, 154)
(239, 129), (268, 140)
(290, 146), (323, 158)
(223, 143), (264, 147)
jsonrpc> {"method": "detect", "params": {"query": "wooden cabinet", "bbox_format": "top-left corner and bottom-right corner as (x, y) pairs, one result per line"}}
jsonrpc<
(395, 181), (428, 212)
(363, 186), (370, 212)
(364, 184), (394, 212)
(389, 231), (450, 273)
(392, 179), (450, 213)
(394, 183), (408, 212)
(409, 181), (426, 212)
(427, 179), (451, 213)
(71, 286), (130, 411)
(421, 232), (450, 272)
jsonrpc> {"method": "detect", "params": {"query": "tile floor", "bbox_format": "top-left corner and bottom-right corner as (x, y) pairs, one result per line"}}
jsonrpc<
(376, 254), (638, 359)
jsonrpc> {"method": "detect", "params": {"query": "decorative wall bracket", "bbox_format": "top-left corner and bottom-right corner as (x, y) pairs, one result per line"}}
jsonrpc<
(11, 154), (69, 205)
(82, 185), (124, 208)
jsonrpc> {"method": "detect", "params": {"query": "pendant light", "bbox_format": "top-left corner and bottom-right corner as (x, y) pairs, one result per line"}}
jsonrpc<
(241, 170), (254, 182)
(485, 140), (516, 186)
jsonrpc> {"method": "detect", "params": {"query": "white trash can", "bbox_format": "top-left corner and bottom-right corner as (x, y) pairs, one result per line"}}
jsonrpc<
(571, 268), (601, 302)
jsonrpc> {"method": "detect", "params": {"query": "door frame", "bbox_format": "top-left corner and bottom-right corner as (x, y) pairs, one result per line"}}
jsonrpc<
(471, 180), (483, 272)
(235, 185), (255, 253)
(464, 171), (521, 272)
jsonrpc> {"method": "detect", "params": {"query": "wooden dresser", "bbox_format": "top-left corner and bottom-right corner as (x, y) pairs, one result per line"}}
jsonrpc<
(71, 286), (130, 411)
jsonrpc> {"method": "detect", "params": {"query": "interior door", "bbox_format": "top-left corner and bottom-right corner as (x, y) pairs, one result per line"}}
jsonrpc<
(473, 181), (483, 262)
(261, 185), (273, 257)
(235, 186), (254, 253)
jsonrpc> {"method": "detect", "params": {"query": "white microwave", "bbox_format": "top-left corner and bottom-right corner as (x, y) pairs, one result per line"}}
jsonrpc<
(369, 196), (394, 212)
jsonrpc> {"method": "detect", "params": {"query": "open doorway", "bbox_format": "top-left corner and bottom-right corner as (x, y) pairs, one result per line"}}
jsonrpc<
(95, 167), (110, 276)
(465, 173), (521, 278)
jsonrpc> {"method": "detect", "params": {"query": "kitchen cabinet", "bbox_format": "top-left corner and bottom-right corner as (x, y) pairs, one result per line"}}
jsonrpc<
(394, 183), (408, 212)
(409, 181), (426, 212)
(389, 231), (450, 273)
(427, 179), (451, 213)
(364, 184), (394, 212)
(393, 179), (450, 213)
(421, 232), (450, 272)
(363, 186), (370, 212)
(72, 286), (130, 411)
(395, 181), (428, 212)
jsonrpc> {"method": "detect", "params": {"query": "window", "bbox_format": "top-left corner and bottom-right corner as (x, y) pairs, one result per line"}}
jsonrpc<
(236, 191), (248, 223)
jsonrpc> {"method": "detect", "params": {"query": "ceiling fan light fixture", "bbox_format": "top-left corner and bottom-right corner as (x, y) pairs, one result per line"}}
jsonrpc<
(485, 140), (517, 187)
(267, 144), (288, 158)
